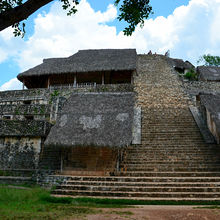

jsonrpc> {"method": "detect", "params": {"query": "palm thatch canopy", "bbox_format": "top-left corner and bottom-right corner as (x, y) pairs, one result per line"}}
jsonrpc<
(167, 58), (194, 72)
(17, 49), (137, 88)
(45, 92), (134, 148)
(197, 66), (220, 81)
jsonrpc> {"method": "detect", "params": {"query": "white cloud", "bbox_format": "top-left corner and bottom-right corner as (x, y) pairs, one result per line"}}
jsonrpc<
(0, 0), (220, 90)
(17, 0), (122, 71)
(0, 78), (22, 91)
(0, 48), (7, 63)
(17, 0), (220, 70)
(0, 26), (24, 64)
(130, 0), (220, 63)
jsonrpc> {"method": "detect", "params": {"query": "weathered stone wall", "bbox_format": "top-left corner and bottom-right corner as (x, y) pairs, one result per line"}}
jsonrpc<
(0, 84), (133, 101)
(0, 104), (50, 120)
(0, 120), (52, 136)
(60, 146), (118, 176)
(0, 83), (134, 174)
(181, 81), (220, 104)
(0, 137), (42, 169)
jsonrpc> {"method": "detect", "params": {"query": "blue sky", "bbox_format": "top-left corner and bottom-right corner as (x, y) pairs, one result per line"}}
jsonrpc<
(0, 0), (219, 90)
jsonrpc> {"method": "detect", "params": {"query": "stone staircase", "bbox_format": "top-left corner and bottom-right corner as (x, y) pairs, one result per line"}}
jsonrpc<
(51, 55), (220, 201)
(52, 108), (220, 200)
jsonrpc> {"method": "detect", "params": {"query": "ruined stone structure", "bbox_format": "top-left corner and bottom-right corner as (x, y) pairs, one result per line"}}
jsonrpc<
(1, 49), (220, 201)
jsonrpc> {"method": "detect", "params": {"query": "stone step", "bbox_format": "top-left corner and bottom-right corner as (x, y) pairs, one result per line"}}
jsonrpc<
(141, 124), (200, 127)
(141, 139), (205, 142)
(128, 147), (219, 151)
(141, 128), (201, 131)
(116, 172), (220, 177)
(141, 136), (203, 139)
(142, 129), (202, 132)
(141, 130), (202, 133)
(125, 157), (220, 161)
(124, 167), (220, 172)
(141, 126), (200, 129)
(127, 148), (219, 152)
(141, 142), (207, 145)
(141, 132), (202, 136)
(65, 180), (220, 188)
(131, 144), (219, 147)
(129, 148), (219, 152)
(127, 146), (219, 149)
(52, 194), (220, 201)
(55, 185), (220, 193)
(52, 189), (220, 198)
(50, 175), (220, 183)
(142, 122), (198, 124)
(122, 161), (220, 165)
(125, 156), (220, 161)
(126, 151), (220, 155)
(125, 160), (220, 163)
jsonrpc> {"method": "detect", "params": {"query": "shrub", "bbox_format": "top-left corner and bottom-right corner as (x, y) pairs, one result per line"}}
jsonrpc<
(184, 69), (198, 80)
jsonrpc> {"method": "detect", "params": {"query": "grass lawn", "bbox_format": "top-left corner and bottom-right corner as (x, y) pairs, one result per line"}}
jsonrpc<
(0, 185), (100, 220)
(1, 184), (220, 219)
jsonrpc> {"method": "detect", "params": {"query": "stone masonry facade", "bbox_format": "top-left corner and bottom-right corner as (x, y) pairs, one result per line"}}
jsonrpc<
(1, 54), (220, 180)
(0, 84), (133, 173)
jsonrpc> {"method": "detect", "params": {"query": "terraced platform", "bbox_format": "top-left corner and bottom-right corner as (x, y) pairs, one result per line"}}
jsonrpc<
(51, 55), (220, 201)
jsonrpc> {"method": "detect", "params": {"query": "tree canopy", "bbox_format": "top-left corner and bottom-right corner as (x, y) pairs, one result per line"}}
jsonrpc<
(0, 0), (152, 37)
(197, 54), (220, 67)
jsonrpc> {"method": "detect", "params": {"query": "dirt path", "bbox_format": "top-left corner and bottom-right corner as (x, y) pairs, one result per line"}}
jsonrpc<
(77, 206), (220, 220)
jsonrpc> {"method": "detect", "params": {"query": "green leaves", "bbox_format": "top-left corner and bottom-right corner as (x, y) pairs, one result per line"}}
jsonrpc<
(0, 0), (152, 37)
(197, 54), (220, 67)
(1, 1), (25, 37)
(60, 0), (79, 16)
(115, 0), (152, 36)
(12, 22), (25, 38)
(0, 0), (23, 13)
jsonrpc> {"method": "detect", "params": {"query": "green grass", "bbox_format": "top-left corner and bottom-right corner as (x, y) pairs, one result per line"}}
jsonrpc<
(0, 185), (98, 220)
(2, 184), (220, 219)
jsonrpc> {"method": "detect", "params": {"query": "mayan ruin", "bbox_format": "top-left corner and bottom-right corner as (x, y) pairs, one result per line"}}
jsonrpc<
(0, 49), (220, 201)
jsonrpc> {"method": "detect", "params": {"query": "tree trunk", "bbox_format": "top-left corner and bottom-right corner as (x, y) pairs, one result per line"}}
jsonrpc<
(0, 0), (53, 32)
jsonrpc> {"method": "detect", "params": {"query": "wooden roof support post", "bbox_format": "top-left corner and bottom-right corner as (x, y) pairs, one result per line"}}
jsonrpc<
(22, 80), (25, 90)
(47, 76), (50, 88)
(60, 151), (63, 173)
(74, 73), (77, 87)
(102, 72), (105, 85)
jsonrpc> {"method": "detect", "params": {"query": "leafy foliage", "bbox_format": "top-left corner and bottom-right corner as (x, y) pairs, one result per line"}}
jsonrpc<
(0, 0), (153, 37)
(114, 0), (152, 35)
(60, 0), (79, 16)
(0, 0), (23, 12)
(197, 54), (220, 67)
(184, 68), (198, 81)
(0, 0), (25, 37)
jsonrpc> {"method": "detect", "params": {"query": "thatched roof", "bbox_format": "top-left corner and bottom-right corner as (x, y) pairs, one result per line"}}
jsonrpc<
(200, 93), (220, 134)
(17, 49), (137, 81)
(167, 57), (194, 70)
(45, 92), (134, 148)
(197, 66), (220, 81)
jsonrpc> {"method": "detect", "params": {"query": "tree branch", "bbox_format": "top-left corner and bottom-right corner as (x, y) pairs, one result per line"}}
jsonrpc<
(0, 0), (54, 32)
